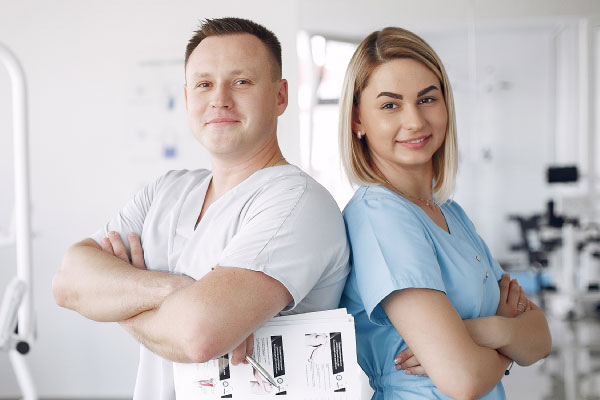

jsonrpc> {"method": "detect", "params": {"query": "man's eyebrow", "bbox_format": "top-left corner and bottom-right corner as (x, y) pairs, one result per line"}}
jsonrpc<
(375, 85), (440, 100)
(189, 70), (256, 79)
(188, 72), (211, 80)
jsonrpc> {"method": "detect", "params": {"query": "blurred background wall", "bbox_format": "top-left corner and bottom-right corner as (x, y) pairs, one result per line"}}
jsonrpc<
(0, 0), (598, 398)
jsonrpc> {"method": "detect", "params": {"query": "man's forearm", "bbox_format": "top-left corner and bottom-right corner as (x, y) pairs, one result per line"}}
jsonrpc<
(116, 266), (292, 364)
(118, 281), (235, 363)
(119, 309), (191, 362)
(53, 239), (189, 322)
(464, 309), (552, 366)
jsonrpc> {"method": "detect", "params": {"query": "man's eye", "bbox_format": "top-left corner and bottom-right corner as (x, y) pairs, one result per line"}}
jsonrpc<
(196, 82), (210, 88)
(235, 79), (250, 85)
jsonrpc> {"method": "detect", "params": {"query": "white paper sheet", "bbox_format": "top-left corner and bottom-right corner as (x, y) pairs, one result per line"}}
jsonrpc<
(174, 309), (359, 399)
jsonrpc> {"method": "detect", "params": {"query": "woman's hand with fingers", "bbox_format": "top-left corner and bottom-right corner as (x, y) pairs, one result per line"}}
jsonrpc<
(496, 274), (529, 318)
(394, 347), (428, 376)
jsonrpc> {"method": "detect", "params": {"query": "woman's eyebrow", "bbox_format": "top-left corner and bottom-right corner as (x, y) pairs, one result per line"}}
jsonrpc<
(376, 91), (402, 99)
(376, 85), (439, 100)
(417, 85), (439, 97)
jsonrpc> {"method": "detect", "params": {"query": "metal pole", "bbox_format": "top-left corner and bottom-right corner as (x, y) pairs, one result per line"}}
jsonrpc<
(0, 43), (33, 341)
(0, 42), (37, 400)
(9, 350), (37, 400)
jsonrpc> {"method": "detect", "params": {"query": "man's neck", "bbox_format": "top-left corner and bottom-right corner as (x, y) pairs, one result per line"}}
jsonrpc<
(209, 144), (286, 199)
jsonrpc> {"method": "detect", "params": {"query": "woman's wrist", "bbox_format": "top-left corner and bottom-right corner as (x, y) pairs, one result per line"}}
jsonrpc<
(495, 316), (516, 350)
(464, 316), (512, 349)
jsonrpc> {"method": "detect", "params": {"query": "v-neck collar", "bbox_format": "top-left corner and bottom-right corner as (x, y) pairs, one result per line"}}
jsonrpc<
(180, 173), (212, 234)
(413, 202), (452, 236)
(181, 164), (297, 234)
(377, 185), (452, 236)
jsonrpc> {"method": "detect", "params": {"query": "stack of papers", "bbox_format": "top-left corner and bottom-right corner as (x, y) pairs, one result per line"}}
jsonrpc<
(174, 308), (360, 399)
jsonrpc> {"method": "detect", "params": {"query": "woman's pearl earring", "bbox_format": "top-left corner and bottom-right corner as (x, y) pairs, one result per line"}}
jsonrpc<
(357, 130), (364, 140)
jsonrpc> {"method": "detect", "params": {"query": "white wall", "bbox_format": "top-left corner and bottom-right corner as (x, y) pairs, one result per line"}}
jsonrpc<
(0, 0), (598, 397)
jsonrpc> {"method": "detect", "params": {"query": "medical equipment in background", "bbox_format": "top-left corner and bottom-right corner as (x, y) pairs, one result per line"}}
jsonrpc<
(507, 165), (600, 320)
(506, 165), (600, 399)
(0, 42), (37, 400)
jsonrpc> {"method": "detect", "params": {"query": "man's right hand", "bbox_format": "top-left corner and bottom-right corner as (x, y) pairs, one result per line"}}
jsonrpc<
(100, 231), (147, 270)
(100, 231), (194, 297)
(53, 232), (194, 323)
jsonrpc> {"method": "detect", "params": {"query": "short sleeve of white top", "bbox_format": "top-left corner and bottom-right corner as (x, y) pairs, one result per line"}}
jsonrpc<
(90, 165), (350, 400)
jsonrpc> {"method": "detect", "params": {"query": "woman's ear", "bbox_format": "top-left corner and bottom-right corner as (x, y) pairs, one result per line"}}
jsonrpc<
(352, 106), (363, 135)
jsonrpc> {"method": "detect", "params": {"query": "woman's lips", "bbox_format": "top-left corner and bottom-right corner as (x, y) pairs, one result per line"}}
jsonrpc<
(397, 134), (432, 149)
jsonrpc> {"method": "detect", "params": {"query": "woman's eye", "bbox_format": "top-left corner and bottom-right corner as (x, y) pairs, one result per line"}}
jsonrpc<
(382, 103), (397, 109)
(419, 97), (435, 104)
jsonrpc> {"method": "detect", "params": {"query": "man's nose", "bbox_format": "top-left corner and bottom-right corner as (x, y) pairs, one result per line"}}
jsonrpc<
(210, 84), (233, 108)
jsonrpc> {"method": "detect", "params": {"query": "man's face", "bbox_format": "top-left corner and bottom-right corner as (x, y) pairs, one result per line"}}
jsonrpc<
(184, 34), (288, 159)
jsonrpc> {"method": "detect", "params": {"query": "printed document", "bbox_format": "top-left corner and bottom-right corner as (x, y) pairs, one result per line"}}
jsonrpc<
(173, 309), (360, 399)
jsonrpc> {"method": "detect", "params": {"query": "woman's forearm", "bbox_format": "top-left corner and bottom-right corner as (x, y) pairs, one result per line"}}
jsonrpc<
(383, 289), (513, 399)
(464, 308), (551, 366)
(498, 307), (552, 366)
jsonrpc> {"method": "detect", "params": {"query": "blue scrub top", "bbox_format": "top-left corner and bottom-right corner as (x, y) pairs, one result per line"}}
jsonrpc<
(339, 185), (506, 399)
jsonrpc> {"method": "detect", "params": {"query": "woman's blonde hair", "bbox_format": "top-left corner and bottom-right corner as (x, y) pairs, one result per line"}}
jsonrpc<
(339, 27), (458, 204)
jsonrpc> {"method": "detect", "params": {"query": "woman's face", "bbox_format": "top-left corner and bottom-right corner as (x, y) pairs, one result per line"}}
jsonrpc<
(355, 58), (448, 173)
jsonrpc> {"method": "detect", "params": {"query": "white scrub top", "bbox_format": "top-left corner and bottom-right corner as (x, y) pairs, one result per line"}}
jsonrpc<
(339, 185), (506, 399)
(91, 165), (350, 400)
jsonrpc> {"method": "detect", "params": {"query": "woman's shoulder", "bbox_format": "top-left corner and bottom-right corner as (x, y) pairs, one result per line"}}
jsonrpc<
(441, 199), (475, 229)
(343, 185), (423, 224)
(345, 184), (411, 206)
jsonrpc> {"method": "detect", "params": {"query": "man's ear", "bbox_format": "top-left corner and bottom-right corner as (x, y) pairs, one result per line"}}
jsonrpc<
(183, 84), (189, 112)
(276, 79), (288, 116)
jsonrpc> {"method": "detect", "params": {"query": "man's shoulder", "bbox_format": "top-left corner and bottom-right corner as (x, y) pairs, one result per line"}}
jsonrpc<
(257, 165), (340, 212)
(152, 168), (211, 192)
(159, 168), (211, 183)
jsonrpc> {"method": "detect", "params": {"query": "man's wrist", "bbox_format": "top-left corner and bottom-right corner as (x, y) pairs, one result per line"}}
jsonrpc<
(149, 272), (194, 305)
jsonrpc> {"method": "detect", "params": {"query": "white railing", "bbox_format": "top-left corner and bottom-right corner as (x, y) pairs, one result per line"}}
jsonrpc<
(0, 42), (37, 400)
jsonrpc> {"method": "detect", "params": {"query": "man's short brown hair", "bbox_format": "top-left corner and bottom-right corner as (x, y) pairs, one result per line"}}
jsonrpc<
(185, 17), (282, 79)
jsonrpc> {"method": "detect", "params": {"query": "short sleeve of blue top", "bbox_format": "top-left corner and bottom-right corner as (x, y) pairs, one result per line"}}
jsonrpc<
(339, 186), (506, 400)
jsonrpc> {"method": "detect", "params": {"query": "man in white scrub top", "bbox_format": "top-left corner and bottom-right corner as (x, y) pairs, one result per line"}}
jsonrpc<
(52, 17), (349, 399)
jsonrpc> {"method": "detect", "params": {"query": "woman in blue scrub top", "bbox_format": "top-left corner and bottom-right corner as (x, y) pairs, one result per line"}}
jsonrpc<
(337, 27), (552, 399)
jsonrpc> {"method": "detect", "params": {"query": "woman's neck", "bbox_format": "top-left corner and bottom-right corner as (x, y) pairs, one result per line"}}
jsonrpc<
(374, 159), (434, 203)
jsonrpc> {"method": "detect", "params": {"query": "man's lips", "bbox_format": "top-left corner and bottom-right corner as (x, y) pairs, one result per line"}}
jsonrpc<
(206, 117), (240, 124)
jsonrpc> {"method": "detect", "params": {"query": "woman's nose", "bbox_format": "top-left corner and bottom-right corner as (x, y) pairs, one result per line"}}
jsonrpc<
(401, 105), (425, 131)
